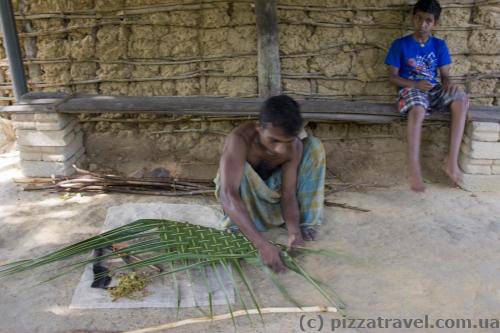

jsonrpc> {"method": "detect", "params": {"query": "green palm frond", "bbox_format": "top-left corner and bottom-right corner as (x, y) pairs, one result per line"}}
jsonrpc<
(0, 219), (347, 321)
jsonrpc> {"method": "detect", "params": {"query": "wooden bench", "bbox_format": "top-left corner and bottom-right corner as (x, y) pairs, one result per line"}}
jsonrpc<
(2, 92), (500, 191)
(3, 92), (500, 124)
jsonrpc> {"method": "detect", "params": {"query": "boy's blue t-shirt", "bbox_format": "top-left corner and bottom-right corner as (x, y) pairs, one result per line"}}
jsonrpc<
(384, 34), (452, 85)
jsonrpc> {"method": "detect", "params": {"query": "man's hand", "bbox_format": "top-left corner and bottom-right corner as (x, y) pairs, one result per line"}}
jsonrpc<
(287, 230), (305, 250)
(257, 241), (286, 273)
(415, 80), (434, 91)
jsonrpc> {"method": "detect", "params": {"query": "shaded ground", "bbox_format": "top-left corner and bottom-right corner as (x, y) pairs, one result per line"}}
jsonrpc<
(0, 147), (499, 333)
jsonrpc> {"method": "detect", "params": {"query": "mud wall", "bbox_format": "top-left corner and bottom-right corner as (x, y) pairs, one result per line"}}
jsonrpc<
(0, 1), (497, 182)
(0, 0), (498, 105)
(0, 0), (258, 104)
(82, 117), (450, 184)
(277, 0), (500, 106)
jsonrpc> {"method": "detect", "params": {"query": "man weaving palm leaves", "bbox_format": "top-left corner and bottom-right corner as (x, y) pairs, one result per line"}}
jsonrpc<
(215, 95), (326, 273)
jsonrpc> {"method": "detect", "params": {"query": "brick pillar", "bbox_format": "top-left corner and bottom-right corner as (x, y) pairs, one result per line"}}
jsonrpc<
(458, 121), (500, 191)
(11, 112), (85, 177)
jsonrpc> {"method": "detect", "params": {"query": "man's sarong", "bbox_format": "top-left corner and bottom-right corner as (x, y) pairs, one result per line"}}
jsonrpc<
(214, 136), (326, 232)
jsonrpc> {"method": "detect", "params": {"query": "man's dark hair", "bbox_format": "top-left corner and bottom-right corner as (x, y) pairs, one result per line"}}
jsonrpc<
(413, 0), (442, 20)
(259, 95), (303, 136)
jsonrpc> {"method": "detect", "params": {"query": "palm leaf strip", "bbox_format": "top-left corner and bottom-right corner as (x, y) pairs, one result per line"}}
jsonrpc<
(0, 219), (346, 318)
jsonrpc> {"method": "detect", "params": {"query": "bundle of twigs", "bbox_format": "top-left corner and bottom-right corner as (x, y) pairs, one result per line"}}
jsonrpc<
(16, 166), (377, 211)
(16, 166), (215, 196)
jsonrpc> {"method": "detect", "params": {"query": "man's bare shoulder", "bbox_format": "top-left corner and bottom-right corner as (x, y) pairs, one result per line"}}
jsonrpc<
(226, 122), (257, 147)
(286, 137), (303, 164)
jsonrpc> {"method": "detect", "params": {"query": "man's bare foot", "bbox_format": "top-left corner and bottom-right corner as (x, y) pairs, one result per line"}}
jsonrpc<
(443, 162), (463, 186)
(409, 174), (425, 192)
(300, 226), (317, 241)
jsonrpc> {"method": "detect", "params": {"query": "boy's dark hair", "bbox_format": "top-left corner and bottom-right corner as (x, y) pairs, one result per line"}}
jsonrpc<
(413, 0), (442, 20)
(259, 95), (303, 137)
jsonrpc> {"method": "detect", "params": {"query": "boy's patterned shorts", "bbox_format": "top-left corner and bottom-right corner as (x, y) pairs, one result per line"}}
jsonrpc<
(397, 84), (468, 115)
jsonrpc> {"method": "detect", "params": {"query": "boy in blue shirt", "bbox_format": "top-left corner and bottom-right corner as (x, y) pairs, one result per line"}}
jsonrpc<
(385, 0), (469, 192)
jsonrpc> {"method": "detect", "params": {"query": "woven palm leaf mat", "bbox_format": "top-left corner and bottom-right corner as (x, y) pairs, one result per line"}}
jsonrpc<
(70, 203), (235, 309)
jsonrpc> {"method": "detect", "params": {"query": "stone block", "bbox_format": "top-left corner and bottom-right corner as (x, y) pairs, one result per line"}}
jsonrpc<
(461, 135), (500, 159)
(35, 113), (74, 131)
(11, 112), (36, 129)
(459, 160), (491, 175)
(19, 151), (43, 161)
(458, 173), (500, 192)
(469, 121), (500, 133)
(41, 147), (84, 162)
(459, 153), (493, 166)
(34, 112), (69, 123)
(468, 132), (499, 142)
(35, 120), (72, 131)
(19, 132), (84, 162)
(493, 165), (500, 175)
(16, 120), (78, 147)
(11, 114), (34, 122)
(20, 148), (85, 177)
(466, 122), (500, 142)
(12, 121), (36, 130)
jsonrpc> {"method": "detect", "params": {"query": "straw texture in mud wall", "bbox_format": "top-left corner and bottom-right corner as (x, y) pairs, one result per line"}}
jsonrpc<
(0, 0), (258, 104)
(0, 0), (498, 106)
(277, 0), (500, 105)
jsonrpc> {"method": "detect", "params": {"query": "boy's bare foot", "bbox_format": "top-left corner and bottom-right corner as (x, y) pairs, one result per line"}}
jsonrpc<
(443, 162), (463, 186)
(409, 174), (425, 192)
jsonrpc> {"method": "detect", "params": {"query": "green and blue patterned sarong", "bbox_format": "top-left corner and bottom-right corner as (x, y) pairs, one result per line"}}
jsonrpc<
(214, 136), (326, 232)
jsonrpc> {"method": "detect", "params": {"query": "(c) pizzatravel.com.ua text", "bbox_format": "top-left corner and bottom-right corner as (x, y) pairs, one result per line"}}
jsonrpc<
(299, 314), (500, 331)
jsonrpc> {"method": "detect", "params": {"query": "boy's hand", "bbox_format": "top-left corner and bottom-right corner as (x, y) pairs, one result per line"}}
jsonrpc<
(443, 82), (459, 95)
(414, 80), (434, 91)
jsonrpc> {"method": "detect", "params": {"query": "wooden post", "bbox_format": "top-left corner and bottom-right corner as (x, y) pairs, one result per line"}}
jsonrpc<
(255, 0), (281, 98)
(0, 0), (28, 100)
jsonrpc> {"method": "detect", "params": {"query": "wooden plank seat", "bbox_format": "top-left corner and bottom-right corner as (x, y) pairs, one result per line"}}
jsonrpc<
(1, 92), (499, 124)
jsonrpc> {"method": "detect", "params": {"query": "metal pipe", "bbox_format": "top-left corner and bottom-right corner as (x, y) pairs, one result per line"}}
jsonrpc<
(0, 0), (27, 101)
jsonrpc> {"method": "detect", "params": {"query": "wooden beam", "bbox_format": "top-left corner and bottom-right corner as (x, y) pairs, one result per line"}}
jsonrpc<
(59, 96), (264, 114)
(2, 93), (499, 124)
(255, 0), (281, 97)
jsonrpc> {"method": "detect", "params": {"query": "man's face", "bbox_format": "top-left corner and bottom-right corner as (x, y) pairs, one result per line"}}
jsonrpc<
(412, 10), (437, 38)
(257, 123), (296, 156)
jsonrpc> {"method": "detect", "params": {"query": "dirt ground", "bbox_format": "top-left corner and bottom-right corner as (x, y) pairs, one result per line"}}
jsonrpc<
(0, 146), (499, 333)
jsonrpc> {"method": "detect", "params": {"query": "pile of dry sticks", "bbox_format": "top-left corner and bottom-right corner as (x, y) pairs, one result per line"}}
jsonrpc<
(16, 166), (375, 212)
(16, 166), (215, 196)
